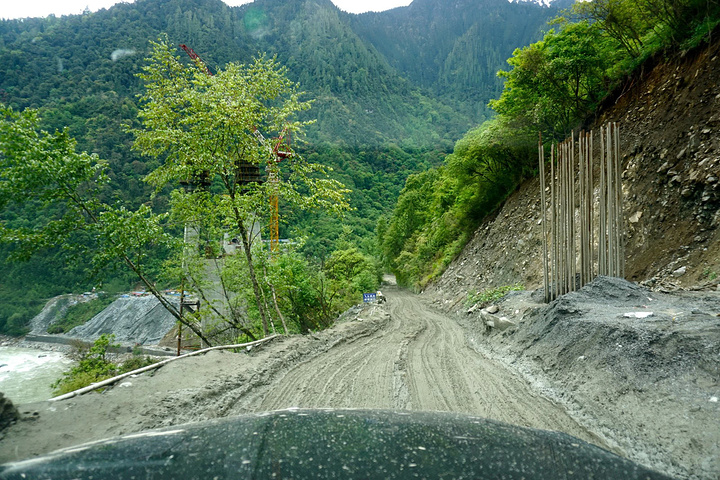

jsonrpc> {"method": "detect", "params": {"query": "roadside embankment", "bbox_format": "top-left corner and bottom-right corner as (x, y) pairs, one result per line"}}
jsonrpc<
(450, 276), (720, 480)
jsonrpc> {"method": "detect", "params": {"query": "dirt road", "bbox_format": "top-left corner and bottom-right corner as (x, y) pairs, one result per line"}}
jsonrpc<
(1, 287), (606, 463)
(230, 288), (603, 446)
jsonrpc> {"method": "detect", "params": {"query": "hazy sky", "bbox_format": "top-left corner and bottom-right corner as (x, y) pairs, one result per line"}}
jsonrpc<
(0, 0), (414, 20)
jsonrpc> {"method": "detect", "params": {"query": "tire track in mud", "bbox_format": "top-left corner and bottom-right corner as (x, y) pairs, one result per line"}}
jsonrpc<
(233, 287), (603, 447)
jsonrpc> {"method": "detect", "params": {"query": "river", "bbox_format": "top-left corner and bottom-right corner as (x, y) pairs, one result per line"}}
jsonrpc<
(0, 347), (74, 405)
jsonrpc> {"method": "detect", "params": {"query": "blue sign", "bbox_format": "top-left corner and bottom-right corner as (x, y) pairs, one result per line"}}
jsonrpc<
(363, 293), (377, 303)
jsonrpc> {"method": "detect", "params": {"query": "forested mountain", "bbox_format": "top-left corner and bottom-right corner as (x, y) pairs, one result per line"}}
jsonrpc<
(351, 0), (573, 119)
(0, 0), (563, 145)
(0, 0), (564, 334)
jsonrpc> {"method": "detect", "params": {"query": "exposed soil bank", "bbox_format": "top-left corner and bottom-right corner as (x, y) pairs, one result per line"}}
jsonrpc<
(447, 277), (720, 480)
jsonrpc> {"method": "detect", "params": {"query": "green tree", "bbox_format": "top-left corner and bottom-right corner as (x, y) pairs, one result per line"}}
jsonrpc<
(0, 104), (211, 345)
(131, 37), (349, 338)
(490, 21), (612, 139)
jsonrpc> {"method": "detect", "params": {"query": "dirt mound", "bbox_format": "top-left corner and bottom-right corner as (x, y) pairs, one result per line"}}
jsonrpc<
(458, 277), (720, 479)
(65, 296), (178, 346)
(28, 295), (77, 335)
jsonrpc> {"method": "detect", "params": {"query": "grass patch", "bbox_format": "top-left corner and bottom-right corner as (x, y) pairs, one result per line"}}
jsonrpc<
(466, 284), (524, 307)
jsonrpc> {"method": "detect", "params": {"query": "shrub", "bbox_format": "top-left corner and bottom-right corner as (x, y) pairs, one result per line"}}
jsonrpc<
(466, 284), (524, 307)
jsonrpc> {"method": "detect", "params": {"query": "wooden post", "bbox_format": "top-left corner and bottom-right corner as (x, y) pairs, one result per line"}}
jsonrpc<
(570, 132), (577, 292)
(540, 123), (621, 301)
(606, 123), (615, 277)
(579, 132), (586, 288)
(599, 127), (606, 276)
(589, 131), (594, 279)
(565, 140), (572, 294)
(614, 122), (624, 279)
(539, 134), (549, 303)
(559, 141), (564, 296)
(550, 143), (558, 300)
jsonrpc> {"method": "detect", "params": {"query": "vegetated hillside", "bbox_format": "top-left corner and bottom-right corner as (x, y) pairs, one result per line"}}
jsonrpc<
(0, 0), (561, 148)
(427, 35), (720, 307)
(0, 0), (562, 334)
(350, 0), (570, 120)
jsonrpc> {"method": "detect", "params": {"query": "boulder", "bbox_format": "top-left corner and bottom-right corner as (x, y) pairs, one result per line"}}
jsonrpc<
(480, 313), (516, 332)
(0, 392), (19, 432)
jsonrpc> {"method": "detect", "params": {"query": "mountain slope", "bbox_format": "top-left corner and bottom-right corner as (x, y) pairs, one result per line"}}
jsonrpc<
(427, 35), (720, 304)
(0, 0), (568, 147)
(0, 0), (565, 333)
(350, 0), (570, 119)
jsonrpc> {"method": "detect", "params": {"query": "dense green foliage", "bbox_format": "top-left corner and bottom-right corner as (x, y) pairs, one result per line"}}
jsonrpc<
(0, 0), (558, 334)
(0, 41), (367, 343)
(381, 0), (720, 289)
(132, 37), (352, 340)
(4, 0), (717, 333)
(349, 0), (572, 120)
(52, 334), (157, 396)
(0, 103), (187, 333)
(223, 243), (380, 339)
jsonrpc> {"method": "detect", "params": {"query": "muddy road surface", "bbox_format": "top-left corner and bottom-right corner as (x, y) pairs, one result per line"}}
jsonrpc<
(1, 287), (606, 463)
(232, 288), (603, 446)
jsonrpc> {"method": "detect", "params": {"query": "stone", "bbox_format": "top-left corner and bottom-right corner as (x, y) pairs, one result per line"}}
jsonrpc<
(672, 266), (687, 277)
(0, 392), (20, 432)
(493, 316), (517, 331)
(486, 305), (500, 314)
(688, 135), (700, 151)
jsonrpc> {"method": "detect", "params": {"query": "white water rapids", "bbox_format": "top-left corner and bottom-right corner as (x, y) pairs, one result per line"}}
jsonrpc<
(0, 347), (73, 405)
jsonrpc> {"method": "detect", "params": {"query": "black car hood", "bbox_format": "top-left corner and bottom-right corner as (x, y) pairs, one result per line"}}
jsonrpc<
(1, 408), (675, 479)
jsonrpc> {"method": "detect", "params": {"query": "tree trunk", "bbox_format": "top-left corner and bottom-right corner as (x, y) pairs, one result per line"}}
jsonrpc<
(264, 264), (289, 335)
(121, 254), (213, 346)
(237, 221), (270, 337)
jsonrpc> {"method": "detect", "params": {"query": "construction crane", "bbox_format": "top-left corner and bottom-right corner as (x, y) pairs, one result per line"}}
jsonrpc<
(252, 128), (292, 253)
(179, 44), (289, 254)
(179, 44), (212, 76)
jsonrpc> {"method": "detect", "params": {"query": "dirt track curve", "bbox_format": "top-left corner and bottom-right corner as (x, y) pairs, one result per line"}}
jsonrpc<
(0, 287), (609, 462)
(235, 287), (603, 447)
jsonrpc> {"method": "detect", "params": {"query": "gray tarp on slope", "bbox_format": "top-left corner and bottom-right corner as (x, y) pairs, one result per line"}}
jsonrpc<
(65, 296), (178, 346)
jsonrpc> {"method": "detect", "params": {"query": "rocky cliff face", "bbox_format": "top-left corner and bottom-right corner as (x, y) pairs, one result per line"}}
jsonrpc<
(427, 37), (720, 310)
